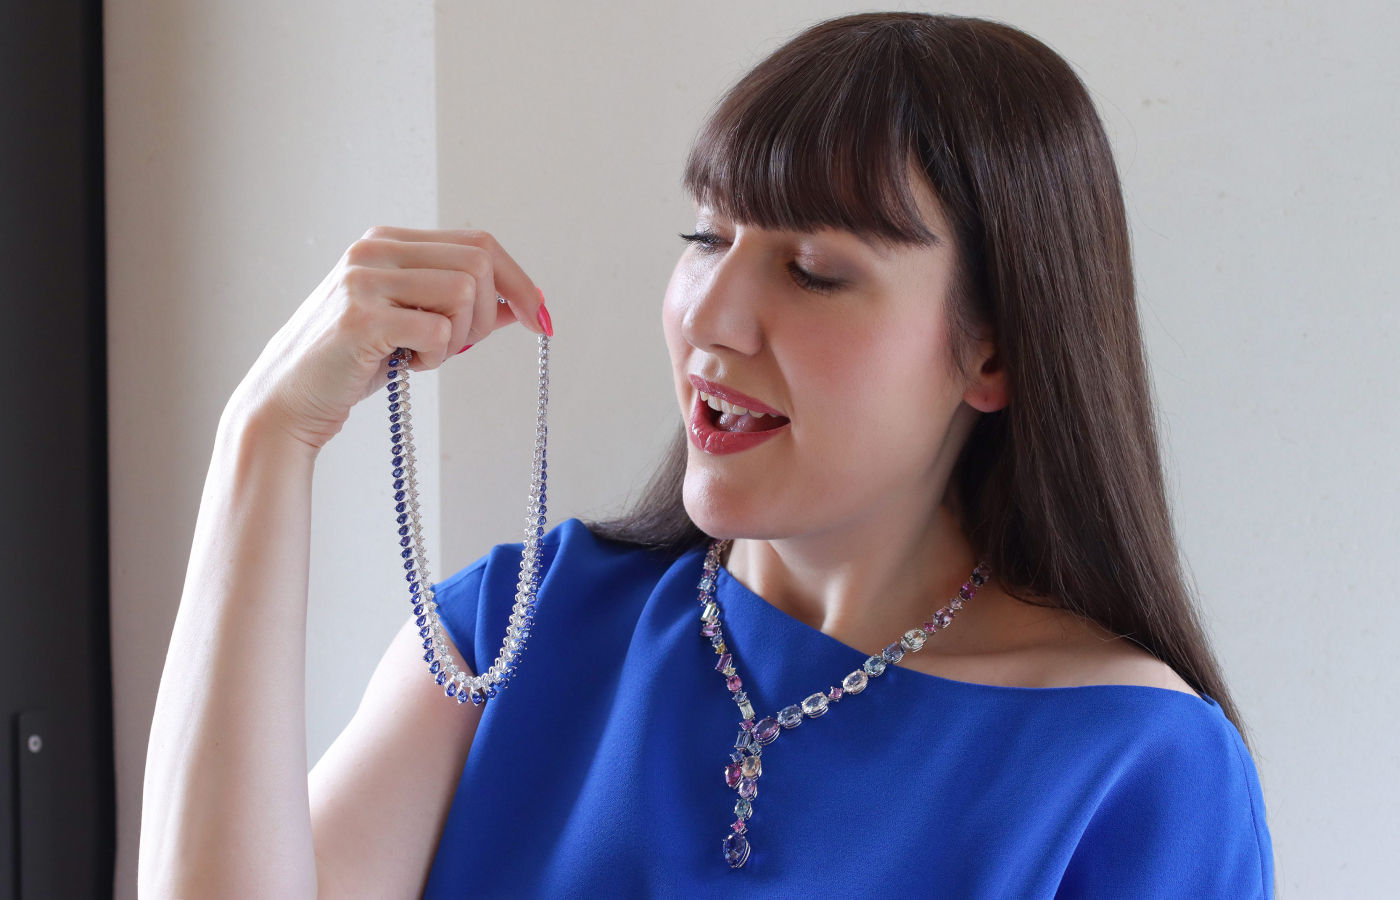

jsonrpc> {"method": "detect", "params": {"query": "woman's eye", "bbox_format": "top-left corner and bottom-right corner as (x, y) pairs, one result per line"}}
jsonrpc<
(787, 262), (843, 294)
(678, 231), (728, 252)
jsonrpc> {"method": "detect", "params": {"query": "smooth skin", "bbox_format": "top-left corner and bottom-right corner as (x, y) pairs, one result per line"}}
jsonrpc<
(141, 186), (1188, 899)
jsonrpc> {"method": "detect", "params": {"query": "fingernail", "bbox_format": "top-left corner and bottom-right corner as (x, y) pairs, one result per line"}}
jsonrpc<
(457, 344), (474, 354)
(536, 291), (553, 337)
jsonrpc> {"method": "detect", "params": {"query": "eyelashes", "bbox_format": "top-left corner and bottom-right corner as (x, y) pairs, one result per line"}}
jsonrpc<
(678, 231), (846, 294)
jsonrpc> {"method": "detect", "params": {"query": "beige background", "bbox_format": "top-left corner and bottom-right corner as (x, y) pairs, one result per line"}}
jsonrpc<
(106, 1), (1398, 897)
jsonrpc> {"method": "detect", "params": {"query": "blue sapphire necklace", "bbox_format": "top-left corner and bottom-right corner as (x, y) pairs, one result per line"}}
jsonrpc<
(698, 539), (990, 868)
(385, 302), (550, 706)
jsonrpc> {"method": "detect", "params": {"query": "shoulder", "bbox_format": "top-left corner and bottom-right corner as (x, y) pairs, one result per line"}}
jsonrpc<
(1054, 690), (1274, 899)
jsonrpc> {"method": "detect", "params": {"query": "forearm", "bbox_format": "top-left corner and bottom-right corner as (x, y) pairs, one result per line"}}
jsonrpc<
(139, 407), (321, 899)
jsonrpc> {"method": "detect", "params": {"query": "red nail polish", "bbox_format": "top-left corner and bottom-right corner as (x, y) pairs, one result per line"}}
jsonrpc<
(536, 301), (553, 337)
(457, 344), (474, 354)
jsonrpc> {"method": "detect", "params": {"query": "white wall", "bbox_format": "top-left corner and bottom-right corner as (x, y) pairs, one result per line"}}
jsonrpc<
(434, 2), (1399, 897)
(104, 2), (438, 898)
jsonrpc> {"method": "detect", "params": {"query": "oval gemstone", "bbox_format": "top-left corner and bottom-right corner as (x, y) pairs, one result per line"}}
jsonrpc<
(738, 777), (758, 800)
(725, 761), (742, 788)
(777, 704), (803, 728)
(801, 692), (830, 718)
(727, 675), (743, 691)
(882, 641), (905, 664)
(900, 628), (927, 652)
(723, 832), (751, 868)
(735, 797), (752, 820)
(935, 607), (955, 628)
(863, 656), (887, 677)
(842, 670), (868, 694)
(741, 754), (761, 778)
(754, 717), (781, 744)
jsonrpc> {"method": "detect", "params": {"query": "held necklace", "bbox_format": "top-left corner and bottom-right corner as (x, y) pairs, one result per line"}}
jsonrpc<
(385, 294), (550, 706)
(697, 538), (991, 869)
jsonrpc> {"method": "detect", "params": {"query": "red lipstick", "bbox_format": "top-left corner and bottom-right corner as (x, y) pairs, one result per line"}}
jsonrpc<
(686, 377), (790, 456)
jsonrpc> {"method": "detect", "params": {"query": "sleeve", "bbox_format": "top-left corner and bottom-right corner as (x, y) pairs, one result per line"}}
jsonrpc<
(429, 556), (488, 677)
(1054, 699), (1275, 900)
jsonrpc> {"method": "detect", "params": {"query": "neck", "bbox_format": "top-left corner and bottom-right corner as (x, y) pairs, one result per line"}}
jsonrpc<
(723, 492), (979, 655)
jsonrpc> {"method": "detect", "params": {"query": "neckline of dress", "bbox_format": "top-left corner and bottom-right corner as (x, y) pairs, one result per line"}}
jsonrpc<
(712, 562), (1216, 708)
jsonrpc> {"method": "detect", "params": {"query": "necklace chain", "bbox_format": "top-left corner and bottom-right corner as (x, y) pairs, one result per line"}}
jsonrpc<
(386, 325), (551, 706)
(699, 539), (991, 869)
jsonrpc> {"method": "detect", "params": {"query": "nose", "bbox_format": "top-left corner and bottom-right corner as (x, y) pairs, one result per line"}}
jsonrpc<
(681, 237), (766, 358)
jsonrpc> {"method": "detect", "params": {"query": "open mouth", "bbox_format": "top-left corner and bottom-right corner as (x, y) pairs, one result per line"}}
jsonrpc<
(686, 376), (791, 455)
(697, 390), (790, 434)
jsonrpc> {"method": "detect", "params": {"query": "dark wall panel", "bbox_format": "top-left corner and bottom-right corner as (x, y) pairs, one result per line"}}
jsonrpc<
(0, 1), (114, 897)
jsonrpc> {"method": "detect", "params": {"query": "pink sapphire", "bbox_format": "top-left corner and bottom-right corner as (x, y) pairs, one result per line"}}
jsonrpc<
(738, 777), (757, 800)
(959, 584), (974, 600)
(702, 621), (720, 637)
(828, 686), (843, 701)
(715, 653), (731, 672)
(725, 762), (742, 788)
(726, 675), (743, 691)
(934, 607), (954, 628)
(923, 620), (937, 633)
(731, 819), (747, 832)
(739, 718), (755, 731)
(754, 717), (780, 744)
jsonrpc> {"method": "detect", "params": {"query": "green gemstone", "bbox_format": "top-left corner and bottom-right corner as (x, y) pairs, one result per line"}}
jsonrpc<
(735, 797), (752, 820)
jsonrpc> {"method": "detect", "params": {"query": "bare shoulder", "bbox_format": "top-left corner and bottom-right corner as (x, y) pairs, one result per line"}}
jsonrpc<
(1019, 603), (1199, 695)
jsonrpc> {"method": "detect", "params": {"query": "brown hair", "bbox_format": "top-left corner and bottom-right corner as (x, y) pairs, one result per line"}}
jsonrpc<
(587, 12), (1243, 732)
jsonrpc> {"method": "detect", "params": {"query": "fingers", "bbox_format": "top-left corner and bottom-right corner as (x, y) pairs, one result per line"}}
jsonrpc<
(358, 227), (548, 338)
(377, 306), (454, 370)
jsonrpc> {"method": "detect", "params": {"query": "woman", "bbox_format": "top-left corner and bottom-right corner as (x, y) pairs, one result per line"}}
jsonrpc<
(140, 12), (1273, 899)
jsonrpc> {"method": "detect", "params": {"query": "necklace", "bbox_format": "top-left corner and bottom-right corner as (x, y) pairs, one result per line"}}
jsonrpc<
(698, 539), (990, 869)
(386, 308), (550, 707)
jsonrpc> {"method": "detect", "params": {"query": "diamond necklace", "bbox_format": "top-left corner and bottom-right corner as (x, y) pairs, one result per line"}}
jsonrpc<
(385, 308), (550, 707)
(698, 539), (991, 869)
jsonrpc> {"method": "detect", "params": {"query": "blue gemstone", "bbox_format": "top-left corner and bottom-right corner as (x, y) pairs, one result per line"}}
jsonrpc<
(435, 671), (447, 685)
(389, 402), (400, 413)
(390, 423), (401, 434)
(388, 391), (399, 402)
(389, 413), (400, 424)
(393, 478), (404, 490)
(403, 559), (415, 570)
(423, 649), (435, 662)
(429, 660), (441, 674)
(400, 536), (411, 548)
(409, 581), (421, 593)
(392, 466), (404, 478)
(471, 691), (485, 705)
(406, 571), (417, 582)
(414, 604), (424, 616)
(398, 524), (409, 535)
(394, 490), (406, 502)
(416, 615), (427, 627)
(401, 548), (412, 559)
(395, 502), (407, 513)
(722, 833), (750, 868)
(387, 381), (398, 391)
(485, 687), (498, 699)
(392, 456), (404, 467)
(445, 681), (457, 696)
(388, 358), (400, 368)
(419, 626), (430, 638)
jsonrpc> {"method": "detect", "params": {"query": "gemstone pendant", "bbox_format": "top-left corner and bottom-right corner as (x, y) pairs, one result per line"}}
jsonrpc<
(723, 831), (751, 868)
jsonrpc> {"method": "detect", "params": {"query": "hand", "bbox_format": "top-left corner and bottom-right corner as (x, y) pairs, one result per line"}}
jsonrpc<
(226, 227), (549, 450)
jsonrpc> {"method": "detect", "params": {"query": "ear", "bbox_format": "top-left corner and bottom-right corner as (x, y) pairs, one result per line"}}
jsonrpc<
(962, 339), (1009, 413)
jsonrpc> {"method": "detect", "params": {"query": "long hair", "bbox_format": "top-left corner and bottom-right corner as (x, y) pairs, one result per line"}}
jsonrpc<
(587, 12), (1243, 732)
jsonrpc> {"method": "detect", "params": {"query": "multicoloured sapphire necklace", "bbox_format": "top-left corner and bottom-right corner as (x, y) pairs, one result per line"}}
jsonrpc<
(385, 300), (550, 707)
(698, 538), (990, 869)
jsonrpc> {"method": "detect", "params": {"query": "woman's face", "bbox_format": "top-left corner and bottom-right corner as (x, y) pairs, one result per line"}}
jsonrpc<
(663, 184), (1000, 541)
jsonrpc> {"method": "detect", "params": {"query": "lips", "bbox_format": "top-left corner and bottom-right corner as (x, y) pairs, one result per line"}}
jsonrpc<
(686, 377), (791, 456)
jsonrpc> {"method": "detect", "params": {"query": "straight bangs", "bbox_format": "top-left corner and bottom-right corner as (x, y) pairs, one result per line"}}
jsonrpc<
(682, 23), (936, 246)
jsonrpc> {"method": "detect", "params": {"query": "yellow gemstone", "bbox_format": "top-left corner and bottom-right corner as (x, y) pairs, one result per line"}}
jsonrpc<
(722, 666), (736, 676)
(703, 602), (719, 619)
(714, 642), (727, 654)
(741, 755), (762, 778)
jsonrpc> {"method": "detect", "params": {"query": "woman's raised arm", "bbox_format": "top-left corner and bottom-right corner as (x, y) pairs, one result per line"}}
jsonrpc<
(138, 228), (547, 899)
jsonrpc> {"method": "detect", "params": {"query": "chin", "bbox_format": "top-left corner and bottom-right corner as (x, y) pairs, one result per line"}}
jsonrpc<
(681, 457), (806, 541)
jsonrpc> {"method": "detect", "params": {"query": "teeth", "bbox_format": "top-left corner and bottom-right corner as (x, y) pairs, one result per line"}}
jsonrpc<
(699, 391), (767, 418)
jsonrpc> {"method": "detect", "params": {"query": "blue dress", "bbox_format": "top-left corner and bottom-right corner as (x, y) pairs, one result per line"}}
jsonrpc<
(423, 518), (1273, 899)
